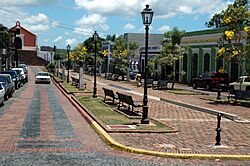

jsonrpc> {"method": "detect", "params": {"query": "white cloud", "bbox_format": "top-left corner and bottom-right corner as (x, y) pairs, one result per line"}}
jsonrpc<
(25, 13), (49, 24)
(76, 14), (107, 26)
(75, 0), (229, 19)
(73, 27), (93, 36)
(54, 36), (63, 43)
(75, 13), (109, 32)
(100, 24), (110, 31)
(177, 6), (193, 14)
(124, 23), (136, 31)
(0, 7), (28, 27)
(1, 0), (56, 7)
(158, 25), (171, 33)
(51, 21), (60, 28)
(75, 0), (141, 16)
(29, 24), (50, 32)
(65, 38), (77, 46)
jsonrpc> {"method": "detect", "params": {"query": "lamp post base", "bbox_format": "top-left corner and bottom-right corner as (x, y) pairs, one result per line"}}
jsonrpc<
(141, 105), (149, 124)
(92, 87), (97, 98)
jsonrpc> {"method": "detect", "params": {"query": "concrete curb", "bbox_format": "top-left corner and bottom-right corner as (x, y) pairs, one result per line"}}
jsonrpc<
(51, 77), (250, 161)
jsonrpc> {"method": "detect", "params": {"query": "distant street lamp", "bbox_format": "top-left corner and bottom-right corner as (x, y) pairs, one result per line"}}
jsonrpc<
(14, 21), (22, 67)
(67, 44), (70, 83)
(54, 44), (58, 76)
(141, 4), (154, 124)
(92, 31), (98, 98)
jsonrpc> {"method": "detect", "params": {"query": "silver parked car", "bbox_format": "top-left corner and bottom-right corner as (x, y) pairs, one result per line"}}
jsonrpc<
(0, 83), (5, 106)
(0, 74), (15, 100)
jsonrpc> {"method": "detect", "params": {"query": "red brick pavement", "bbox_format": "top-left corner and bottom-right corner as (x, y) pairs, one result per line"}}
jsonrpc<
(68, 70), (250, 156)
(0, 67), (248, 165)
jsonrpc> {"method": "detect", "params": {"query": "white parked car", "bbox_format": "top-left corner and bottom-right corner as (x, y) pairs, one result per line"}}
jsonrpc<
(12, 67), (27, 83)
(35, 72), (50, 84)
(0, 83), (5, 106)
(229, 76), (250, 92)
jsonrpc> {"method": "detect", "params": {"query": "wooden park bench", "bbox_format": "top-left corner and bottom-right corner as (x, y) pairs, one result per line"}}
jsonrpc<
(102, 87), (118, 104)
(152, 80), (168, 90)
(141, 79), (154, 88)
(228, 90), (250, 102)
(71, 76), (86, 89)
(71, 76), (79, 86)
(112, 74), (120, 81)
(106, 73), (113, 80)
(116, 92), (143, 112)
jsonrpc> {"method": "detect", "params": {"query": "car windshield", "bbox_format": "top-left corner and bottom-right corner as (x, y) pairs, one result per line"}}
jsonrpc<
(0, 77), (7, 82)
(245, 77), (250, 82)
(37, 72), (49, 76)
(1, 72), (16, 79)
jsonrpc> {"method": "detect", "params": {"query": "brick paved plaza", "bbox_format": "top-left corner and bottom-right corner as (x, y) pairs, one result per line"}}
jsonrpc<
(77, 70), (250, 156)
(0, 66), (249, 165)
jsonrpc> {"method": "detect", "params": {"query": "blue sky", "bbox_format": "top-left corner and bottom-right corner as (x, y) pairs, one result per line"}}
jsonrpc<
(0, 0), (233, 49)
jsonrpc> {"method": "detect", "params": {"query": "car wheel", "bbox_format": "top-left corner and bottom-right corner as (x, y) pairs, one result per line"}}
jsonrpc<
(205, 84), (210, 91)
(229, 86), (234, 93)
(4, 94), (8, 101)
(0, 101), (4, 107)
(192, 82), (197, 89)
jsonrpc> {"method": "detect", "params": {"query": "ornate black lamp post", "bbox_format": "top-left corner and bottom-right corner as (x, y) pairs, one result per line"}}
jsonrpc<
(141, 5), (154, 124)
(14, 21), (22, 67)
(67, 44), (70, 83)
(92, 31), (98, 98)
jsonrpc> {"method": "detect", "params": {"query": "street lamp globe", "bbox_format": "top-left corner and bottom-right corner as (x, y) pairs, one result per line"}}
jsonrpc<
(67, 44), (71, 51)
(141, 4), (154, 26)
(93, 31), (98, 41)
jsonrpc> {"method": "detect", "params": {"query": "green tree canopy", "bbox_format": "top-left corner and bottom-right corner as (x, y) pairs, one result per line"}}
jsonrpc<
(152, 27), (185, 66)
(206, 0), (250, 73)
(0, 23), (10, 49)
(111, 35), (138, 74)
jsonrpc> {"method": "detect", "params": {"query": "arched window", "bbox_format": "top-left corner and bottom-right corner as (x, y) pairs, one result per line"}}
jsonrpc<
(183, 53), (188, 73)
(216, 58), (223, 71)
(192, 53), (198, 78)
(204, 53), (210, 72)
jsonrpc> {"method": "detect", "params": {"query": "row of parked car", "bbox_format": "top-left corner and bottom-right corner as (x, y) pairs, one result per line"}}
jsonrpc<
(192, 71), (250, 92)
(0, 64), (28, 106)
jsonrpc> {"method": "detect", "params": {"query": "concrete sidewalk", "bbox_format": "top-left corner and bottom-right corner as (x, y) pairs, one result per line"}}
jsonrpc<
(59, 69), (250, 160)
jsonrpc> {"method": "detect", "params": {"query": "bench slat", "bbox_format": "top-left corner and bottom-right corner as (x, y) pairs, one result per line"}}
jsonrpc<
(116, 92), (142, 112)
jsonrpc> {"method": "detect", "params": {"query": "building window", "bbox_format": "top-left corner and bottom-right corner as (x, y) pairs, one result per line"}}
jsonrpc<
(192, 53), (198, 78)
(216, 58), (223, 71)
(204, 53), (210, 72)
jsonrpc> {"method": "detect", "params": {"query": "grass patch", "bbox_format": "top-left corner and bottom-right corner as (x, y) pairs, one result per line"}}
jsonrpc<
(61, 82), (86, 92)
(76, 96), (175, 132)
(76, 96), (137, 125)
